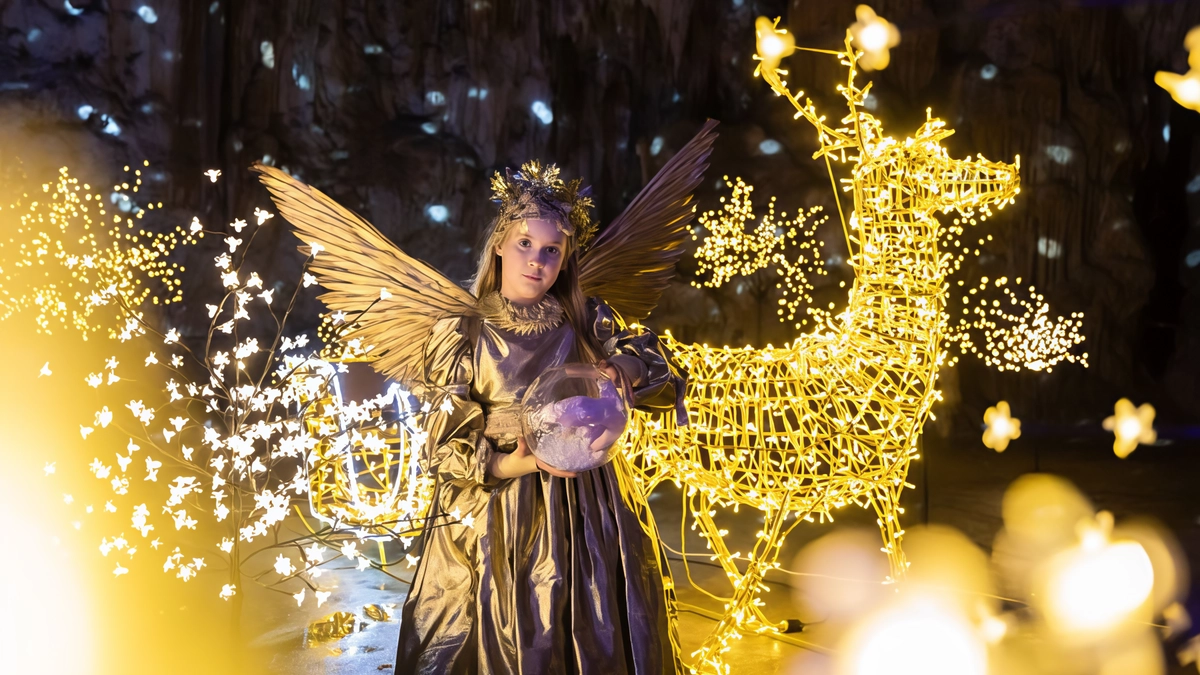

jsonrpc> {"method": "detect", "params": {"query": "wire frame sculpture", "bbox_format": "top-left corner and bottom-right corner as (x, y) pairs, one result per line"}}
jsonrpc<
(618, 22), (1022, 671)
(297, 359), (434, 539)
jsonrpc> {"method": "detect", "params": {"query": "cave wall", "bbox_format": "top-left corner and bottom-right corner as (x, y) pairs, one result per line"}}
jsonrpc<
(2, 0), (1199, 427)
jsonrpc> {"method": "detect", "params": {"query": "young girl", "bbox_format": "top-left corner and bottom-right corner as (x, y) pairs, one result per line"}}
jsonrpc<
(395, 167), (687, 674)
(254, 122), (716, 674)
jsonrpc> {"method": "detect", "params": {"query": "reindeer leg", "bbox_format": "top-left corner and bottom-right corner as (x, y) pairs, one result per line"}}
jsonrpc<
(870, 482), (909, 580)
(688, 499), (792, 673)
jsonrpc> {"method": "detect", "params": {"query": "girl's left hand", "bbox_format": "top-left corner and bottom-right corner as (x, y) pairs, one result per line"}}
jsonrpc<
(598, 359), (635, 403)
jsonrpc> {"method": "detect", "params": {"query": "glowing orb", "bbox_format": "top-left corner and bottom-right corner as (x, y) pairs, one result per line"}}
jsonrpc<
(521, 364), (629, 472)
(841, 600), (987, 675)
(1042, 536), (1154, 636)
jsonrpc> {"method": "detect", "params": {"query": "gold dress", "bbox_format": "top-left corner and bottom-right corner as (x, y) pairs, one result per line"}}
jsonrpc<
(395, 292), (686, 675)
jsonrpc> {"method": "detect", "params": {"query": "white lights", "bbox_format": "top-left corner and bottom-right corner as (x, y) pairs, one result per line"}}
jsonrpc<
(530, 100), (553, 125)
(260, 41), (275, 69)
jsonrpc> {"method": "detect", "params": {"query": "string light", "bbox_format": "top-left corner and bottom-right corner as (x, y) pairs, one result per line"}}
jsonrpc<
(0, 164), (193, 339)
(622, 15), (1027, 671)
(1, 166), (429, 608)
(690, 176), (828, 327)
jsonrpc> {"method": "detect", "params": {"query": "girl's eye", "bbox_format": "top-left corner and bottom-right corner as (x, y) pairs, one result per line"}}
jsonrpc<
(547, 247), (559, 255)
(518, 239), (531, 247)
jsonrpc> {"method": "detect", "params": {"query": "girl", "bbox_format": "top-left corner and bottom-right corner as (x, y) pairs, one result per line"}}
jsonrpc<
(255, 122), (716, 673)
(395, 167), (686, 674)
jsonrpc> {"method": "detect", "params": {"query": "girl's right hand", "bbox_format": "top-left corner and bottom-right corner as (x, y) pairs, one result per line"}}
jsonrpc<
(515, 436), (577, 479)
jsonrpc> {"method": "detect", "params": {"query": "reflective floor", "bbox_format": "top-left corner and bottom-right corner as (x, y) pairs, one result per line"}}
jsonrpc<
(247, 433), (1200, 674)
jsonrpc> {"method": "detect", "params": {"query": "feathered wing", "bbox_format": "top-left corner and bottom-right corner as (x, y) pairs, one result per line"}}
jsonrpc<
(579, 119), (719, 321)
(253, 164), (477, 385)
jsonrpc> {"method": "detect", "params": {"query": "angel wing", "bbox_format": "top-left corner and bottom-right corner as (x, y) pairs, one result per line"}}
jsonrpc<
(579, 119), (719, 321)
(253, 164), (477, 385)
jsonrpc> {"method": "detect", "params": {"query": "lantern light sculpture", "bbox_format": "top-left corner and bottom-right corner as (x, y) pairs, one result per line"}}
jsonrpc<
(617, 15), (1026, 670)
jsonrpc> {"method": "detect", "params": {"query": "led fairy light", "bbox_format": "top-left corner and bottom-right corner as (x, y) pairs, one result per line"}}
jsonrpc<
(620, 14), (1026, 672)
(0, 164), (195, 338)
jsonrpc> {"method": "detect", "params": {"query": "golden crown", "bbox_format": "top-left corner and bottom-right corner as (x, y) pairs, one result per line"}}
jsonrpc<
(489, 161), (596, 250)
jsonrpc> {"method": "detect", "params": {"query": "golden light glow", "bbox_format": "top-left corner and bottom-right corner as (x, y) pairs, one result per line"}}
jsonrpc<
(791, 476), (1185, 675)
(296, 358), (434, 537)
(983, 400), (1020, 452)
(1102, 398), (1156, 459)
(841, 599), (987, 675)
(849, 5), (901, 71)
(1038, 512), (1155, 637)
(620, 20), (1025, 671)
(691, 179), (1088, 371)
(0, 164), (195, 338)
(690, 176), (828, 326)
(0, 167), (429, 615)
(753, 16), (796, 71)
(1155, 26), (1200, 112)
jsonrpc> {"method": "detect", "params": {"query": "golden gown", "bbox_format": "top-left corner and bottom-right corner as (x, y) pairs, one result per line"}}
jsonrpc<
(395, 293), (686, 675)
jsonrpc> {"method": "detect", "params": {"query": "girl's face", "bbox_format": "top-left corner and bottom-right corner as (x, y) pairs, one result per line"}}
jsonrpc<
(495, 217), (567, 304)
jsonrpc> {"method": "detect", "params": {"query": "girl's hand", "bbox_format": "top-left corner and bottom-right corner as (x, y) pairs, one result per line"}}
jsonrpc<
(515, 436), (577, 479)
(598, 358), (636, 404)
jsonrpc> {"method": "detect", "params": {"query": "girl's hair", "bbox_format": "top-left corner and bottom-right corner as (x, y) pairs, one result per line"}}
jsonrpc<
(469, 216), (605, 364)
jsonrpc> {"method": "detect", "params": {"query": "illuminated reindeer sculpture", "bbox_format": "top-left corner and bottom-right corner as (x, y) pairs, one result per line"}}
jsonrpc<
(617, 23), (1021, 668)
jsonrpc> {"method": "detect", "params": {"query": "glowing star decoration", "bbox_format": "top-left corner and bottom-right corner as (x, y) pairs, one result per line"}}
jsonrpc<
(617, 20), (1027, 671)
(1155, 26), (1200, 113)
(219, 584), (236, 600)
(1102, 398), (1156, 459)
(982, 401), (1020, 452)
(39, 362), (51, 377)
(753, 16), (795, 71)
(204, 169), (222, 183)
(849, 5), (900, 71)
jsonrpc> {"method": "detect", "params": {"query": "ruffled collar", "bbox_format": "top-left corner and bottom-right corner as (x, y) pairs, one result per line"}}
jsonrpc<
(478, 291), (564, 336)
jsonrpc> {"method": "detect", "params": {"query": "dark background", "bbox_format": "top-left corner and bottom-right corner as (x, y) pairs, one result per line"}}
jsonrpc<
(2, 0), (1199, 433)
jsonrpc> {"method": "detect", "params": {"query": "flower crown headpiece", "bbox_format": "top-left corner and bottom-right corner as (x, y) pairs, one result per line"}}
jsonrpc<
(489, 161), (596, 250)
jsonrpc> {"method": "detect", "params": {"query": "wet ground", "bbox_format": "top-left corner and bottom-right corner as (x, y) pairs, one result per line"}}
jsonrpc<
(244, 433), (1200, 674)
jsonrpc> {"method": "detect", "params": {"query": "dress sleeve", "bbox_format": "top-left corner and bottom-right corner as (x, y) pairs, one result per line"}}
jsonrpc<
(417, 315), (498, 488)
(589, 297), (689, 426)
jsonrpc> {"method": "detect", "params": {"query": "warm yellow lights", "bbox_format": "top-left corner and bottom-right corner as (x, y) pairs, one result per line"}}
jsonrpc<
(1155, 26), (1200, 112)
(983, 401), (1020, 452)
(849, 5), (901, 71)
(622, 18), (1023, 672)
(791, 475), (1186, 675)
(690, 176), (828, 326)
(1038, 512), (1155, 637)
(0, 165), (195, 339)
(841, 600), (987, 675)
(1102, 398), (1156, 459)
(0, 166), (430, 614)
(753, 16), (795, 71)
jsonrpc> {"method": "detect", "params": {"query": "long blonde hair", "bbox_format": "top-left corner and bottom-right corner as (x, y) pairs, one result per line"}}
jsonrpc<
(469, 217), (604, 364)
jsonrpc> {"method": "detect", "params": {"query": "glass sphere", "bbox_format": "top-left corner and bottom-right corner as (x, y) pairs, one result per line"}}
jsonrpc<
(520, 363), (630, 472)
